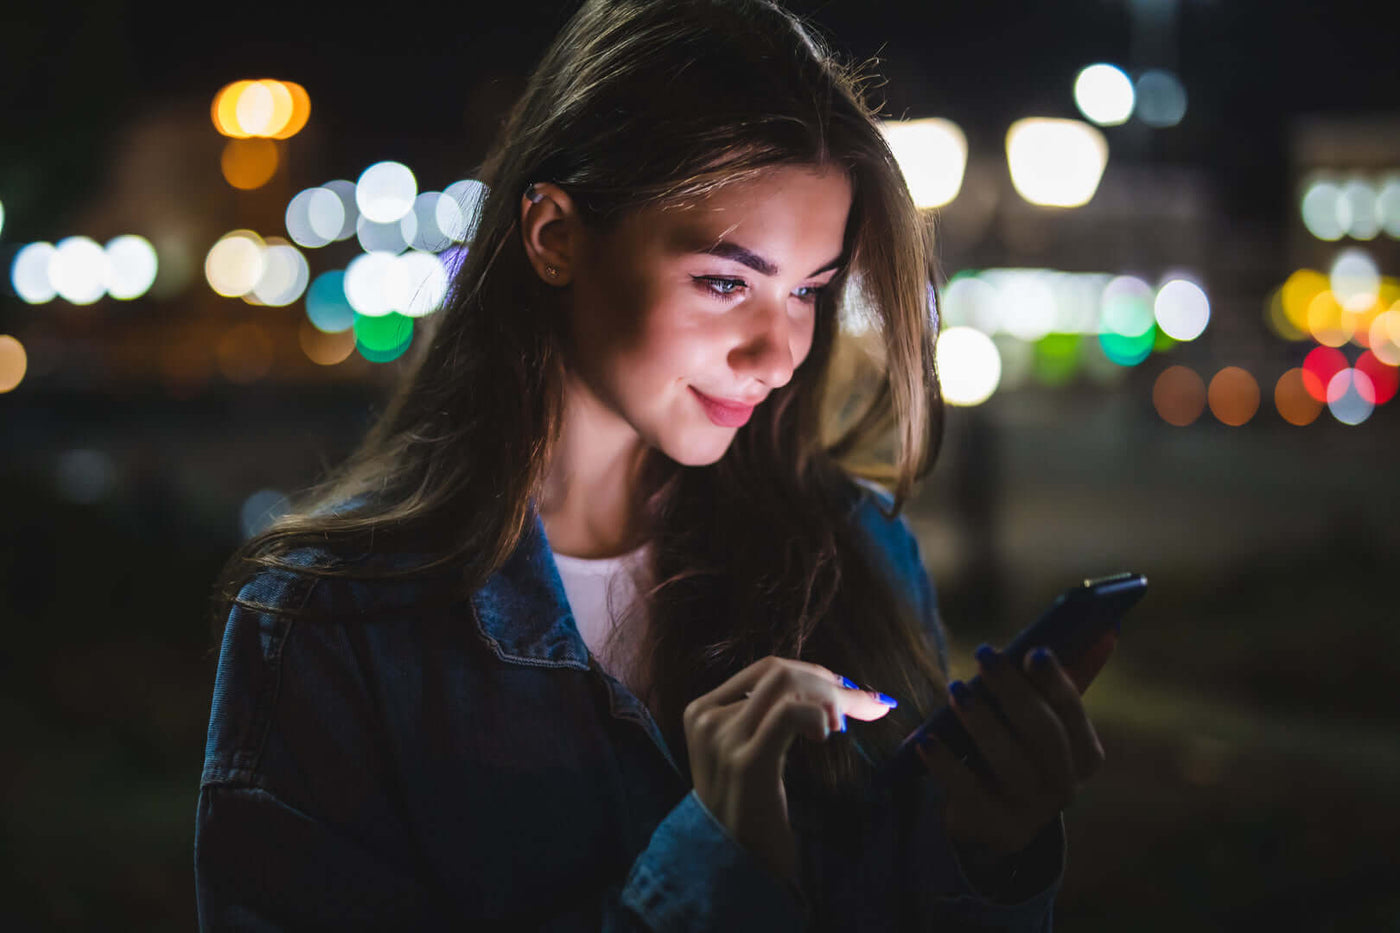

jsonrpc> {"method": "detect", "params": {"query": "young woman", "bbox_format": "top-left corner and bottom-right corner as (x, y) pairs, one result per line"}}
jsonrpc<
(195, 1), (1105, 928)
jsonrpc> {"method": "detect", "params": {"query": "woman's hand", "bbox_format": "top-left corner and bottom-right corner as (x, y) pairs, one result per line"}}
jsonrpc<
(916, 645), (1105, 860)
(683, 656), (897, 884)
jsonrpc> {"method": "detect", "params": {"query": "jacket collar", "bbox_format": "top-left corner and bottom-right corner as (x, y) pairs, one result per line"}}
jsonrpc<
(468, 503), (592, 670)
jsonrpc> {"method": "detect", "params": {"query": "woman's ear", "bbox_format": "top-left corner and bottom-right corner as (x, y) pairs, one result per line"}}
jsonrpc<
(520, 182), (578, 286)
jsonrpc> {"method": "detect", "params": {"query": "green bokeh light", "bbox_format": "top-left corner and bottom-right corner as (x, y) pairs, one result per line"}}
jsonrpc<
(1034, 333), (1081, 385)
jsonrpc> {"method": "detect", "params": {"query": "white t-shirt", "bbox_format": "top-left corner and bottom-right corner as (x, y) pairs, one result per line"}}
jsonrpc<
(551, 542), (651, 684)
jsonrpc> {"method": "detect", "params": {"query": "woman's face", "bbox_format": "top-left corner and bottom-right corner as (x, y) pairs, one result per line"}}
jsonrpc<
(553, 163), (853, 467)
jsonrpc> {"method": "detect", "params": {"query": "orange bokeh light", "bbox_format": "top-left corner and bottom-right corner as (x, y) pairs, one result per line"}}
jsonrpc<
(221, 138), (280, 190)
(1152, 365), (1207, 426)
(212, 79), (311, 139)
(1274, 368), (1322, 426)
(1208, 366), (1260, 426)
(299, 320), (356, 366)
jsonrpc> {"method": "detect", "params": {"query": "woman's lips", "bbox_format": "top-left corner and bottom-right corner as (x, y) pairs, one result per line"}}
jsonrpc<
(690, 386), (756, 427)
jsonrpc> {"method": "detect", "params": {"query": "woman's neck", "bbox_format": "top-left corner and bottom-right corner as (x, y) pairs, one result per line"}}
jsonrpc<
(539, 375), (651, 559)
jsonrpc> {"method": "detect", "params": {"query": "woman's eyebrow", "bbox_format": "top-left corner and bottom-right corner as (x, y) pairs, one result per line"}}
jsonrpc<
(694, 239), (844, 278)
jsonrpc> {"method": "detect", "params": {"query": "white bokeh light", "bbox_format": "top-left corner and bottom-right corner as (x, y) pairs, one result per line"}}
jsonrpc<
(1341, 178), (1379, 240)
(344, 251), (401, 317)
(249, 242), (309, 306)
(50, 236), (108, 304)
(1006, 119), (1108, 208)
(1154, 278), (1210, 341)
(394, 251), (450, 317)
(12, 242), (58, 303)
(997, 275), (1057, 341)
(356, 161), (417, 223)
(1135, 69), (1187, 128)
(1073, 64), (1134, 126)
(286, 187), (346, 248)
(936, 326), (1002, 406)
(103, 235), (159, 300)
(205, 230), (266, 297)
(1301, 179), (1347, 241)
(880, 118), (968, 209)
(442, 179), (488, 243)
(1329, 248), (1380, 312)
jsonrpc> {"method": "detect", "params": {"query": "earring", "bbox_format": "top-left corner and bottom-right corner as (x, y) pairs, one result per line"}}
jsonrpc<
(545, 265), (558, 278)
(526, 183), (545, 204)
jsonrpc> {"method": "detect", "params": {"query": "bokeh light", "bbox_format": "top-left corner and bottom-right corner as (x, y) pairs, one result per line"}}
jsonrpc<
(355, 312), (414, 362)
(1154, 278), (1210, 340)
(997, 275), (1056, 341)
(1369, 307), (1400, 365)
(0, 334), (27, 392)
(50, 236), (108, 304)
(441, 179), (488, 243)
(1354, 350), (1398, 404)
(1006, 118), (1108, 208)
(1264, 285), (1307, 341)
(213, 79), (311, 139)
(394, 250), (450, 317)
(1098, 275), (1156, 365)
(880, 118), (968, 209)
(358, 214), (411, 254)
(1273, 368), (1322, 426)
(286, 187), (346, 248)
(1326, 369), (1374, 424)
(935, 326), (1001, 405)
(247, 240), (309, 306)
(1034, 334), (1081, 386)
(1378, 175), (1400, 238)
(1073, 63), (1134, 126)
(1329, 248), (1380, 312)
(323, 180), (360, 240)
(1301, 346), (1348, 402)
(305, 270), (356, 333)
(408, 192), (458, 252)
(12, 242), (58, 303)
(299, 319), (357, 365)
(1300, 179), (1346, 241)
(205, 230), (266, 298)
(1280, 269), (1328, 335)
(356, 161), (417, 224)
(344, 251), (400, 316)
(1341, 178), (1379, 240)
(1207, 367), (1259, 426)
(221, 138), (279, 190)
(1306, 290), (1352, 347)
(1134, 69), (1187, 128)
(1152, 365), (1206, 426)
(103, 235), (158, 300)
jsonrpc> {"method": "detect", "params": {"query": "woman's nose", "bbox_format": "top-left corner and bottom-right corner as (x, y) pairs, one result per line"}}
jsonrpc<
(729, 296), (797, 389)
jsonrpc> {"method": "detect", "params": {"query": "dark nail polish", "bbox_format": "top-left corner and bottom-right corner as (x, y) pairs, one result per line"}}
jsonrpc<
(1030, 647), (1053, 668)
(974, 643), (998, 668)
(950, 680), (973, 707)
(840, 675), (859, 690)
(836, 713), (847, 732)
(873, 692), (899, 708)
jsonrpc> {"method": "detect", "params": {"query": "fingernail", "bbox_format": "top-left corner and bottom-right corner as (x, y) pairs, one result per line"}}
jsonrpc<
(974, 643), (999, 668)
(872, 691), (899, 708)
(836, 712), (847, 732)
(1030, 647), (1053, 668)
(839, 675), (859, 690)
(949, 679), (973, 707)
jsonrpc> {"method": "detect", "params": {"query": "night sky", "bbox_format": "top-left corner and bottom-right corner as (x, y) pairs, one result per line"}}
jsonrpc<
(3, 0), (1398, 245)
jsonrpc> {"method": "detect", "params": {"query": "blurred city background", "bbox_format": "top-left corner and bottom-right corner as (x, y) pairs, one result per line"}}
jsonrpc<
(2, 0), (1397, 928)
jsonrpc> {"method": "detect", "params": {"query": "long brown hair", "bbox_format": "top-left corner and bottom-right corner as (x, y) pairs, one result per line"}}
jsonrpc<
(211, 0), (946, 798)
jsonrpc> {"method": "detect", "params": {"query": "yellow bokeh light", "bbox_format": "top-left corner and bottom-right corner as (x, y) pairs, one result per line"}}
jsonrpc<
(213, 80), (255, 138)
(1369, 307), (1400, 366)
(212, 79), (310, 139)
(1280, 269), (1327, 334)
(221, 138), (280, 190)
(1306, 291), (1352, 347)
(0, 334), (28, 393)
(272, 81), (310, 139)
(1264, 286), (1307, 341)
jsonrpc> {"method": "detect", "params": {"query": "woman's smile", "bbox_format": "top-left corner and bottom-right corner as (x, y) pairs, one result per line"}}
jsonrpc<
(689, 386), (758, 427)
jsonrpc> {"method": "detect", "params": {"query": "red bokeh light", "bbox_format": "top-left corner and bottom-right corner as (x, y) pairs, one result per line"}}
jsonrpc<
(1301, 346), (1348, 402)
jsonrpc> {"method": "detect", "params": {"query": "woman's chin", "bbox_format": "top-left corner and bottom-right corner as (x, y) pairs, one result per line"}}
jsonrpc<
(657, 429), (736, 467)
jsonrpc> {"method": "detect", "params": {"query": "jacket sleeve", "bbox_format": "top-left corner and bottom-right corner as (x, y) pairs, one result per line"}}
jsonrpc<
(195, 561), (807, 932)
(196, 782), (809, 932)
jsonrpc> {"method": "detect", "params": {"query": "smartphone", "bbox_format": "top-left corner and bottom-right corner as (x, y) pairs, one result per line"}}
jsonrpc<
(877, 572), (1148, 789)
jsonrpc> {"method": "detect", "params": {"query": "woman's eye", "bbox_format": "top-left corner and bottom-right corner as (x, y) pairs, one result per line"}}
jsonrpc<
(694, 276), (827, 305)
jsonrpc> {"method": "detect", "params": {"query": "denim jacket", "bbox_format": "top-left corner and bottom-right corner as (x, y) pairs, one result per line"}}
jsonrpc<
(195, 478), (1064, 930)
